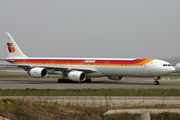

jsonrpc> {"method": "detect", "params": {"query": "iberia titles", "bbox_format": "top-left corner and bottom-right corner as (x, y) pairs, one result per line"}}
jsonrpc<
(84, 60), (96, 63)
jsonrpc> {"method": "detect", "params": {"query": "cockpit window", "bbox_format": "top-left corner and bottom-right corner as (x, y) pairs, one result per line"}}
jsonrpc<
(163, 64), (171, 66)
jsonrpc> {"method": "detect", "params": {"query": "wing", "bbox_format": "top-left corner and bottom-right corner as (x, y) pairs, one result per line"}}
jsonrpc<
(3, 63), (98, 74)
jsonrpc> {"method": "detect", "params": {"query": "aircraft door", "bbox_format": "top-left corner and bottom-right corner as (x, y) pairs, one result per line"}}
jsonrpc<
(151, 61), (156, 70)
(50, 60), (54, 64)
(80, 61), (84, 68)
(104, 61), (109, 69)
(22, 59), (26, 64)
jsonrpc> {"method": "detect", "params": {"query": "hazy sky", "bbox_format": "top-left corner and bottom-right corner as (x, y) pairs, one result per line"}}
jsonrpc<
(0, 1), (180, 59)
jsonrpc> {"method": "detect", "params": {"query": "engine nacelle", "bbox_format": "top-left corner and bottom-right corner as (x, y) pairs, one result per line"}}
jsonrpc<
(107, 76), (124, 80)
(29, 68), (48, 78)
(68, 71), (86, 82)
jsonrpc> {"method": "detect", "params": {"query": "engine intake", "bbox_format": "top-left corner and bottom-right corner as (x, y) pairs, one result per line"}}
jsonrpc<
(68, 71), (86, 82)
(29, 68), (48, 78)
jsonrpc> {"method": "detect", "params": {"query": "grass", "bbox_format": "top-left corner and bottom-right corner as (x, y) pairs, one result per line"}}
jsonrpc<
(0, 88), (180, 96)
(1, 72), (180, 119)
(0, 98), (180, 120)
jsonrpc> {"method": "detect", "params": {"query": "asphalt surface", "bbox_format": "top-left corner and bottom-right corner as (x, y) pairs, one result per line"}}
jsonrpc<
(0, 68), (180, 89)
(0, 77), (180, 89)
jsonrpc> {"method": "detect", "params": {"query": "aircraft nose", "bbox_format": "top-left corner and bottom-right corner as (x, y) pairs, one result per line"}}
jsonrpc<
(169, 67), (175, 73)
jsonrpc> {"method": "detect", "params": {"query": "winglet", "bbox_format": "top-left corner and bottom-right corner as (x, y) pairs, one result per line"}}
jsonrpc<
(4, 32), (28, 58)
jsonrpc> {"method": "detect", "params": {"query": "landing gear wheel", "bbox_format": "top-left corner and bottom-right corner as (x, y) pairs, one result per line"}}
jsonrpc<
(62, 79), (67, 83)
(154, 81), (159, 85)
(58, 78), (72, 83)
(83, 78), (91, 83)
(58, 79), (62, 83)
(88, 79), (91, 83)
(86, 79), (91, 83)
(66, 79), (70, 83)
(58, 79), (67, 83)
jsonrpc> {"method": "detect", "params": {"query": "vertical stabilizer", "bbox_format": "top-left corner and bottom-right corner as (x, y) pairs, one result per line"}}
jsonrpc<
(4, 32), (28, 58)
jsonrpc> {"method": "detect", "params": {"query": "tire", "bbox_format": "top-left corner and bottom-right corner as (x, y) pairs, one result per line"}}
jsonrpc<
(157, 81), (159, 85)
(154, 81), (157, 85)
(87, 79), (91, 83)
(58, 79), (61, 83)
(154, 81), (159, 85)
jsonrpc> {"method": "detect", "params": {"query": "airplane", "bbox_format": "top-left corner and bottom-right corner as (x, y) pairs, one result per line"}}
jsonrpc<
(0, 32), (175, 85)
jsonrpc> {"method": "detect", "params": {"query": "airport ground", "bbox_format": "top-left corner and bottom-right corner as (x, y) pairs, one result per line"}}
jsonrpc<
(0, 68), (180, 89)
(1, 68), (180, 119)
(1, 77), (180, 89)
(1, 67), (180, 105)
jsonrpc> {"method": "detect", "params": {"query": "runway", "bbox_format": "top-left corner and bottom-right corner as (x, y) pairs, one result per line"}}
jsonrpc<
(0, 77), (180, 89)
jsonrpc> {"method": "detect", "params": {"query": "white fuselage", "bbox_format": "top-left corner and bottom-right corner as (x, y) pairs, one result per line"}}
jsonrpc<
(9, 57), (175, 78)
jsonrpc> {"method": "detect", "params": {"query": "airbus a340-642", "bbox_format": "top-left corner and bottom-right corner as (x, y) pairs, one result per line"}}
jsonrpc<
(0, 32), (175, 85)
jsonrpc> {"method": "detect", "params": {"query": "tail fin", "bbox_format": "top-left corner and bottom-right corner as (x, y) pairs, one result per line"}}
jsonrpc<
(4, 32), (28, 58)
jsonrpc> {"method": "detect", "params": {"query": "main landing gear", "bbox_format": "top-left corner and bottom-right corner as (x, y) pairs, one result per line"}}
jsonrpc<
(58, 79), (70, 83)
(154, 77), (160, 85)
(57, 78), (92, 83)
(83, 78), (91, 83)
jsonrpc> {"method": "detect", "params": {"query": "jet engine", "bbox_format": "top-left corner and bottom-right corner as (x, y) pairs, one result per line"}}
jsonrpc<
(107, 76), (124, 80)
(29, 68), (48, 78)
(68, 71), (86, 82)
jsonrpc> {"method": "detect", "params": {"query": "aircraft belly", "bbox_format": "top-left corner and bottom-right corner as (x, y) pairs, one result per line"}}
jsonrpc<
(150, 68), (172, 76)
(20, 64), (152, 77)
(95, 66), (151, 77)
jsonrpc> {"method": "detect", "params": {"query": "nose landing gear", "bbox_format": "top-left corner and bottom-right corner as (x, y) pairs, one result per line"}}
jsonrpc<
(154, 81), (159, 85)
(154, 77), (160, 85)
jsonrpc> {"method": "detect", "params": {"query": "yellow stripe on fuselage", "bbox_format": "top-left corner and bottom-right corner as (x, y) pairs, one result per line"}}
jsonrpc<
(14, 59), (154, 66)
(136, 59), (154, 65)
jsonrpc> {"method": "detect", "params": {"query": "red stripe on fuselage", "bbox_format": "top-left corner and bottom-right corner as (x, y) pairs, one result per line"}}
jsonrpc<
(12, 59), (147, 65)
